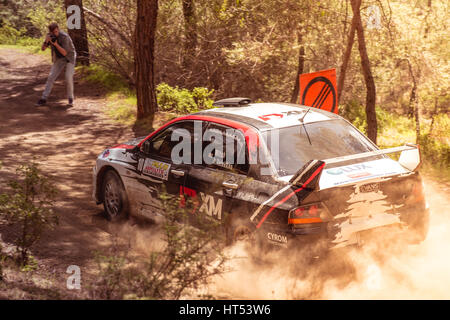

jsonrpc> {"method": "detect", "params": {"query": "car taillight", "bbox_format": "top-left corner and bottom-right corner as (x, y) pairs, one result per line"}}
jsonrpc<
(288, 203), (327, 225)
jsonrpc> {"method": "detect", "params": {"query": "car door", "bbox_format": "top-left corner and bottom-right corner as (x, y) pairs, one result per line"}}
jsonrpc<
(182, 122), (250, 225)
(134, 120), (198, 218)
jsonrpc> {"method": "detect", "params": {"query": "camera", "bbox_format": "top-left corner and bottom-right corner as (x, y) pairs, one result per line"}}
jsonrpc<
(46, 33), (57, 45)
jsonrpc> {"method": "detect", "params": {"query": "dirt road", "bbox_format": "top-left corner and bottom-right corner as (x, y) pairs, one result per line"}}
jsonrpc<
(0, 48), (449, 299)
(0, 48), (135, 298)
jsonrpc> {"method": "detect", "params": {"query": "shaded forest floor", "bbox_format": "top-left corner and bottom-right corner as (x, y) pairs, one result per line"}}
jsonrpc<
(0, 48), (136, 298)
(0, 48), (449, 299)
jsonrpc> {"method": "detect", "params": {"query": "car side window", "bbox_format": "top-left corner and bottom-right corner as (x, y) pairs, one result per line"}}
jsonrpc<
(147, 121), (195, 161)
(203, 123), (249, 174)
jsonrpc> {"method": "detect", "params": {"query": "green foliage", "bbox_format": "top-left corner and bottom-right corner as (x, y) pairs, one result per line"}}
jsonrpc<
(25, 0), (66, 37)
(78, 65), (132, 94)
(156, 83), (215, 113)
(0, 23), (41, 48)
(342, 102), (450, 171)
(0, 23), (23, 44)
(77, 65), (137, 124)
(79, 66), (215, 124)
(0, 161), (58, 266)
(0, 0), (40, 37)
(0, 0), (65, 45)
(419, 133), (450, 171)
(90, 191), (227, 300)
(192, 87), (216, 110)
(92, 247), (128, 300)
(341, 101), (368, 134)
(20, 255), (38, 272)
(419, 114), (450, 170)
(105, 93), (137, 126)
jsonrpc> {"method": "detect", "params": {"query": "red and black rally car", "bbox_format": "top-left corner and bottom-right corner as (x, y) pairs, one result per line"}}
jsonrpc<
(93, 98), (429, 248)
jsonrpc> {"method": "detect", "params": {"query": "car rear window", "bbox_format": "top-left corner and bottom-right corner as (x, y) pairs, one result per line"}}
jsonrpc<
(262, 119), (381, 176)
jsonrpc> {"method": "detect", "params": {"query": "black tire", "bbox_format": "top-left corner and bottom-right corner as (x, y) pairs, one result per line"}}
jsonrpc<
(102, 170), (129, 221)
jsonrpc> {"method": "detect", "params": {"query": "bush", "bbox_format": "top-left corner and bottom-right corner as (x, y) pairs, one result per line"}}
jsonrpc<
(79, 65), (132, 93)
(419, 114), (450, 170)
(0, 161), (58, 266)
(341, 102), (450, 170)
(0, 23), (41, 50)
(340, 100), (368, 134)
(157, 83), (215, 113)
(90, 191), (227, 299)
(0, 23), (23, 45)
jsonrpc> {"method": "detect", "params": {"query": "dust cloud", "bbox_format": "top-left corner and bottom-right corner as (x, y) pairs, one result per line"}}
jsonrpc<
(206, 178), (450, 299)
(104, 178), (450, 299)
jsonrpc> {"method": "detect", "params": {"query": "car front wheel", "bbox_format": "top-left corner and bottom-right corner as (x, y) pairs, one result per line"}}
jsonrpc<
(102, 170), (129, 221)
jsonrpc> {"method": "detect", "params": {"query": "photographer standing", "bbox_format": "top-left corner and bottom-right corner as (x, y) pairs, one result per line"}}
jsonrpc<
(36, 23), (77, 107)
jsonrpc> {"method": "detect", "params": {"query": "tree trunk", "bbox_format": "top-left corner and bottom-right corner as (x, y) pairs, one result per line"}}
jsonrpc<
(414, 99), (420, 143)
(424, 0), (432, 38)
(406, 59), (417, 119)
(290, 32), (305, 104)
(414, 95), (421, 143)
(134, 0), (159, 122)
(337, 1), (357, 104)
(64, 0), (90, 66)
(429, 96), (439, 135)
(351, 0), (378, 144)
(182, 0), (197, 68)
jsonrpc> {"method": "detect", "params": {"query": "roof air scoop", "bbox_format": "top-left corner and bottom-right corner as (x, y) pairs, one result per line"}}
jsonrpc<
(212, 97), (252, 107)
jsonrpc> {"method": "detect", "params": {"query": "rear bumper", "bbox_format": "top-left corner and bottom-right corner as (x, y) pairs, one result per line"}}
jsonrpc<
(262, 206), (430, 250)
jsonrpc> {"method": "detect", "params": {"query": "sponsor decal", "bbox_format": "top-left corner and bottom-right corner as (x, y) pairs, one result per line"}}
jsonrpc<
(101, 149), (110, 158)
(267, 232), (288, 244)
(347, 172), (371, 179)
(179, 186), (200, 212)
(319, 158), (408, 190)
(143, 159), (171, 180)
(326, 163), (372, 176)
(258, 110), (305, 122)
(199, 193), (223, 220)
(359, 182), (380, 193)
(180, 186), (223, 220)
(258, 113), (283, 121)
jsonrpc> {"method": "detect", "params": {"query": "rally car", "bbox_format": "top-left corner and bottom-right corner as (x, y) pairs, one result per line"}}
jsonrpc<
(92, 98), (429, 248)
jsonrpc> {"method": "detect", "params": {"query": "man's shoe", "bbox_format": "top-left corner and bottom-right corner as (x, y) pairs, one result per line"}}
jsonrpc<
(68, 98), (73, 107)
(36, 99), (46, 106)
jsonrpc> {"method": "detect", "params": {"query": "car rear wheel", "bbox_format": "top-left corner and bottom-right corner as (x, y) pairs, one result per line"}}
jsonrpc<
(408, 209), (430, 244)
(102, 170), (129, 221)
(225, 215), (255, 245)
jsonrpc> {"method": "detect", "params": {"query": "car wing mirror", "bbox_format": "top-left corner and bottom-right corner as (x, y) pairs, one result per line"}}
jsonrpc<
(141, 140), (152, 155)
(289, 160), (326, 191)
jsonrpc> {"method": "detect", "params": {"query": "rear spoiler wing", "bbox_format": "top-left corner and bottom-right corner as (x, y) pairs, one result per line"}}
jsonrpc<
(289, 144), (421, 191)
(322, 144), (421, 172)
